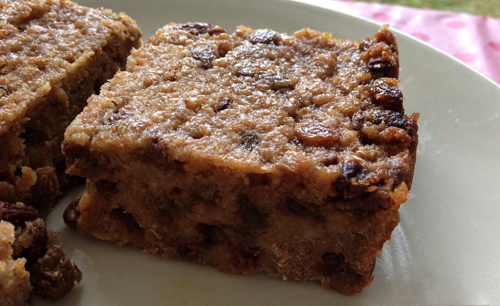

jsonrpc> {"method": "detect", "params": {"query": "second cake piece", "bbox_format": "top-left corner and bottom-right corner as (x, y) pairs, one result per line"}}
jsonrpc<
(63, 22), (419, 295)
(0, 0), (142, 215)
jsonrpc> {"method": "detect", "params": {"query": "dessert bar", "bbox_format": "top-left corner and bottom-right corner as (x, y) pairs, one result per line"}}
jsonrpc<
(63, 22), (418, 295)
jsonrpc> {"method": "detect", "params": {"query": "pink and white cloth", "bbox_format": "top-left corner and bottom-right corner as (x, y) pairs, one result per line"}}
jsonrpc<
(328, 0), (500, 85)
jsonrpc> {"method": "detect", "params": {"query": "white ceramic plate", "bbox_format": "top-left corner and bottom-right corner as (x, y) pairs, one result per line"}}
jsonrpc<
(36, 0), (500, 305)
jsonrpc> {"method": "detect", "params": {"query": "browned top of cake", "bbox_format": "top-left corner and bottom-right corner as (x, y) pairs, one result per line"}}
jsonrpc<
(65, 23), (418, 198)
(0, 0), (142, 134)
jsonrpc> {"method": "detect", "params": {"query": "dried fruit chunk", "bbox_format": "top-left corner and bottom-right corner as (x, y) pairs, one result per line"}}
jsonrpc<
(368, 53), (398, 79)
(294, 123), (339, 147)
(180, 22), (226, 36)
(12, 218), (49, 265)
(370, 78), (404, 113)
(191, 44), (219, 69)
(215, 98), (233, 112)
(240, 130), (260, 151)
(249, 29), (278, 45)
(63, 197), (81, 230)
(0, 201), (39, 227)
(29, 244), (82, 301)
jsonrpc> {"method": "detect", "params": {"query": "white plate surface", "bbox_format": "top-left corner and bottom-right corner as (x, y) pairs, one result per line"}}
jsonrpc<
(36, 0), (500, 305)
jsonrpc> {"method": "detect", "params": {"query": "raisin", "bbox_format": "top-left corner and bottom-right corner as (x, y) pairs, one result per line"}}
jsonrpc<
(29, 244), (83, 301)
(180, 22), (226, 36)
(109, 208), (142, 234)
(322, 252), (347, 275)
(0, 201), (39, 227)
(388, 164), (407, 186)
(215, 97), (232, 112)
(14, 218), (49, 266)
(240, 202), (265, 227)
(190, 44), (218, 69)
(351, 112), (365, 130)
(249, 29), (278, 45)
(279, 198), (324, 222)
(103, 108), (131, 125)
(342, 161), (364, 181)
(0, 84), (11, 96)
(63, 197), (81, 230)
(370, 79), (404, 113)
(322, 154), (339, 166)
(335, 161), (370, 198)
(268, 74), (298, 90)
(372, 109), (406, 128)
(235, 68), (254, 77)
(174, 238), (202, 261)
(26, 167), (59, 216)
(357, 109), (406, 129)
(294, 123), (339, 147)
(240, 130), (260, 151)
(235, 69), (298, 90)
(368, 57), (398, 79)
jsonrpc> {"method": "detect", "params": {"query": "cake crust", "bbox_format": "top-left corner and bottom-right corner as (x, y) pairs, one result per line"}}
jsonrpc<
(63, 23), (418, 295)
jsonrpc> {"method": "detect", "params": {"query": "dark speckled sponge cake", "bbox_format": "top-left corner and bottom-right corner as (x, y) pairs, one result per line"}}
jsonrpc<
(62, 22), (419, 295)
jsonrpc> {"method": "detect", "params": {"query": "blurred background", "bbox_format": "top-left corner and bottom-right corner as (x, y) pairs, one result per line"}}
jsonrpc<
(351, 0), (500, 17)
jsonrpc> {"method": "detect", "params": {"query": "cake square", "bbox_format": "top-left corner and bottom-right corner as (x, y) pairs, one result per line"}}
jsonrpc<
(0, 0), (141, 214)
(63, 22), (418, 295)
